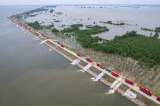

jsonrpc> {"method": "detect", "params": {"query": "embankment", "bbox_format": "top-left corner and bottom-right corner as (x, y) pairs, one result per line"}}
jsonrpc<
(8, 17), (159, 106)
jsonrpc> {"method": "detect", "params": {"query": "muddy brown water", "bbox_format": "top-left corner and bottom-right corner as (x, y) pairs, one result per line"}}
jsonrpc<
(0, 6), (136, 106)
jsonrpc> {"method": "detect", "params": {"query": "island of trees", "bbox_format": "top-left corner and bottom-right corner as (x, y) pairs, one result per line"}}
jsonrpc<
(155, 27), (160, 32)
(28, 21), (43, 30)
(27, 21), (54, 30)
(52, 28), (59, 32)
(54, 20), (60, 22)
(101, 21), (125, 26)
(61, 24), (83, 32)
(141, 28), (153, 31)
(141, 27), (160, 33)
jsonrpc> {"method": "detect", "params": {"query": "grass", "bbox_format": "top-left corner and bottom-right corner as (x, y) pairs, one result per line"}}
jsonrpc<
(91, 67), (102, 74)
(54, 20), (60, 22)
(121, 84), (130, 89)
(103, 74), (115, 83)
(70, 49), (78, 53)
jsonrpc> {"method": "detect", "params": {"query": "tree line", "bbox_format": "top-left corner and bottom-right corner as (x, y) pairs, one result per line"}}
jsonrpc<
(100, 31), (160, 68)
(28, 21), (43, 30)
(75, 28), (160, 68)
(75, 25), (109, 48)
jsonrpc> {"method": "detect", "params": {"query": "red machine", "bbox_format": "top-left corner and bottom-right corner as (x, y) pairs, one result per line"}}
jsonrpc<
(77, 53), (82, 57)
(111, 71), (119, 77)
(46, 37), (49, 39)
(125, 78), (134, 85)
(96, 63), (105, 69)
(41, 33), (45, 37)
(157, 96), (160, 101)
(60, 44), (64, 47)
(139, 86), (152, 96)
(86, 58), (92, 62)
(97, 63), (101, 67)
(100, 65), (105, 69)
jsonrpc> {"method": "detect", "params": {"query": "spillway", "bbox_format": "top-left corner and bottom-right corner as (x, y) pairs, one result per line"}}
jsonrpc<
(40, 40), (48, 44)
(83, 63), (93, 71)
(92, 72), (105, 81)
(110, 78), (121, 89)
(113, 81), (122, 90)
(34, 35), (41, 39)
(71, 59), (80, 65)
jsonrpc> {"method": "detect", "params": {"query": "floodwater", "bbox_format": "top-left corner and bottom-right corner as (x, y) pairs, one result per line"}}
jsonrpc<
(0, 6), (136, 106)
(25, 5), (160, 40)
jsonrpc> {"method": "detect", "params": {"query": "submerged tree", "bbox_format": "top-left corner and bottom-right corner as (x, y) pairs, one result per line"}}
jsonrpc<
(28, 21), (43, 30)
(52, 28), (59, 32)
(153, 32), (159, 38)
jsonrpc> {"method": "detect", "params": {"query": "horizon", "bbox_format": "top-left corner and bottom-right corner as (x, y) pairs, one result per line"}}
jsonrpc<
(1, 4), (160, 6)
(0, 0), (160, 5)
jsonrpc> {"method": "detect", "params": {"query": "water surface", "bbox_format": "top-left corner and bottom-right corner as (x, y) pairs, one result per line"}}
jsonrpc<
(25, 5), (160, 39)
(0, 6), (136, 106)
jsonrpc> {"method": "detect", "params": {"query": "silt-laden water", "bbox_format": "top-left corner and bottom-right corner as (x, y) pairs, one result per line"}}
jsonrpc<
(0, 6), (136, 106)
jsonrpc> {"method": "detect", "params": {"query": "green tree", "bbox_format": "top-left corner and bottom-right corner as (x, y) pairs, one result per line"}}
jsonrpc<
(52, 28), (59, 32)
(153, 32), (159, 38)
(155, 27), (160, 32)
(28, 21), (43, 30)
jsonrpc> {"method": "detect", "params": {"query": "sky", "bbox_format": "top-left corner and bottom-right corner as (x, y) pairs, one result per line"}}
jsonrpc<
(0, 0), (160, 5)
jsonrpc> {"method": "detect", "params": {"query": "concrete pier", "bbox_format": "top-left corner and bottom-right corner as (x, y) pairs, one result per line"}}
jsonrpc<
(110, 78), (121, 89)
(71, 59), (80, 65)
(92, 72), (105, 81)
(83, 63), (93, 71)
(40, 39), (48, 44)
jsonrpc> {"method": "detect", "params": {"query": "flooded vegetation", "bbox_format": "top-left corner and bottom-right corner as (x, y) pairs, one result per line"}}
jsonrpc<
(15, 5), (160, 39)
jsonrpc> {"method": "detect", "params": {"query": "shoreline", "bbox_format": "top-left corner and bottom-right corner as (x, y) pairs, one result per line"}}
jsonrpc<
(8, 17), (160, 106)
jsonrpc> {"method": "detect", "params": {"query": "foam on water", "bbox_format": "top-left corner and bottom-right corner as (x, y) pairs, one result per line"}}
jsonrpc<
(49, 49), (52, 51)
(77, 69), (85, 72)
(106, 89), (115, 95)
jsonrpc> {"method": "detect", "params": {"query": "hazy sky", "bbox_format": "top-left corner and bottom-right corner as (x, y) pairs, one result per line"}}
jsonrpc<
(0, 0), (160, 5)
